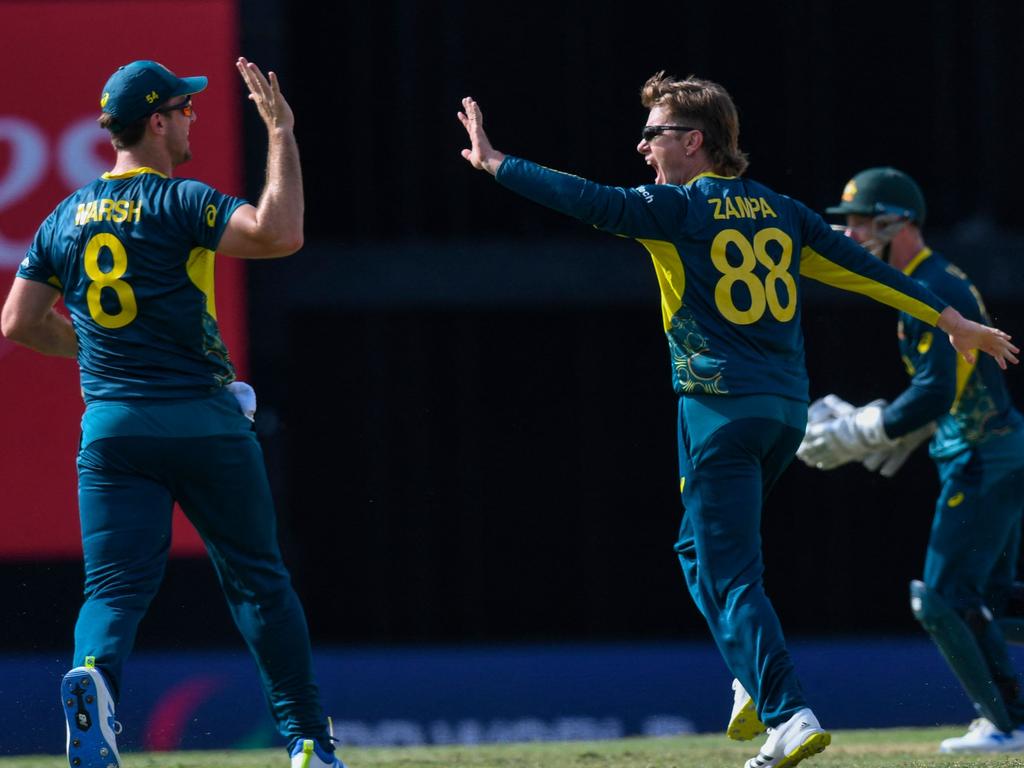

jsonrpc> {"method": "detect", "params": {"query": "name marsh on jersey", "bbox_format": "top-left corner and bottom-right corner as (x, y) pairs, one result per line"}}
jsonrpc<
(74, 199), (143, 226)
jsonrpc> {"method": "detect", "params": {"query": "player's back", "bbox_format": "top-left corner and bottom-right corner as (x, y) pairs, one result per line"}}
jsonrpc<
(654, 174), (813, 399)
(496, 157), (947, 403)
(19, 168), (246, 402)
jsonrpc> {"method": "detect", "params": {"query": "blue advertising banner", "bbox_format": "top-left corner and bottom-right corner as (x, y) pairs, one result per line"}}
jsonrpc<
(3, 639), (1007, 755)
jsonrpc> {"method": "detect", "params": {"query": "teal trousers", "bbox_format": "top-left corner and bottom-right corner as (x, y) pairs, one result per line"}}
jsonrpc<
(926, 449), (1024, 612)
(674, 394), (808, 728)
(75, 429), (327, 749)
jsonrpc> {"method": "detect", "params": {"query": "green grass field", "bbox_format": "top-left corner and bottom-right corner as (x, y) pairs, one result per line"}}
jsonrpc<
(5, 727), (1024, 768)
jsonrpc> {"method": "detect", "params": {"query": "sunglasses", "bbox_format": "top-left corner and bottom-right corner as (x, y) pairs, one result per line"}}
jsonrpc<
(641, 124), (699, 142)
(155, 96), (194, 118)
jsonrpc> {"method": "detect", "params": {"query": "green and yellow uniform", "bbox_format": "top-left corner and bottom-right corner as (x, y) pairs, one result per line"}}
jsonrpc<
(18, 168), (329, 747)
(886, 248), (1024, 721)
(496, 157), (949, 727)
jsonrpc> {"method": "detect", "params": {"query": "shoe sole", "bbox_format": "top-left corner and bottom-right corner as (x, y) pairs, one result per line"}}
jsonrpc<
(940, 744), (1024, 754)
(728, 697), (767, 741)
(775, 731), (831, 768)
(62, 668), (120, 768)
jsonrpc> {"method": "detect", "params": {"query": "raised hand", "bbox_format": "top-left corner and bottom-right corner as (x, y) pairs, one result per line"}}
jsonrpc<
(938, 307), (1020, 370)
(458, 97), (505, 175)
(236, 57), (294, 132)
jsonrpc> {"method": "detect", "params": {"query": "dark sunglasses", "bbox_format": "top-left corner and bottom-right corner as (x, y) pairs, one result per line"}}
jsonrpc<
(641, 124), (699, 142)
(155, 96), (194, 118)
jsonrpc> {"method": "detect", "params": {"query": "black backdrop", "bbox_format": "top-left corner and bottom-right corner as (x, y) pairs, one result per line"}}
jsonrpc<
(5, 0), (1024, 652)
(273, 0), (1024, 240)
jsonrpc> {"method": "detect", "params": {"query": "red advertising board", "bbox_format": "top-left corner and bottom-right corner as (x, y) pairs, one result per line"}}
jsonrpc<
(0, 0), (244, 558)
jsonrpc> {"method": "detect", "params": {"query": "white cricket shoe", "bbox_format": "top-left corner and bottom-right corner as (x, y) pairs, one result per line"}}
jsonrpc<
(939, 717), (1024, 753)
(62, 662), (122, 768)
(744, 707), (830, 768)
(728, 678), (766, 741)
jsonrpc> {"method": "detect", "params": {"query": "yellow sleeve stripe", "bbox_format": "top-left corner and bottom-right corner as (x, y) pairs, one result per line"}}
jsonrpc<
(799, 246), (941, 326)
(951, 354), (976, 414)
(638, 238), (685, 331)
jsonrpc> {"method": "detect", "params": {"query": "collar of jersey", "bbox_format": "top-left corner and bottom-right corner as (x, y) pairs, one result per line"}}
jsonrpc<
(902, 247), (933, 276)
(687, 171), (737, 185)
(101, 167), (169, 180)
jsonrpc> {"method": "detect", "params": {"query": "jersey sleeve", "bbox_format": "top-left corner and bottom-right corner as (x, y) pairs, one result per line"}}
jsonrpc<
(172, 180), (248, 251)
(495, 156), (689, 240)
(15, 212), (62, 291)
(796, 204), (946, 325)
(884, 315), (958, 437)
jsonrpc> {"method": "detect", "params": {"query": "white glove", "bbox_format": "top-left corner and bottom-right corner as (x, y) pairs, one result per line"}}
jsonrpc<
(808, 394), (855, 424)
(805, 395), (893, 474)
(797, 398), (895, 470)
(862, 421), (936, 477)
(226, 380), (257, 422)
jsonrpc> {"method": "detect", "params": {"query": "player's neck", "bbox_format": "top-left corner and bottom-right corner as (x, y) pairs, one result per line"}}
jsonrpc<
(888, 232), (928, 271)
(110, 146), (174, 178)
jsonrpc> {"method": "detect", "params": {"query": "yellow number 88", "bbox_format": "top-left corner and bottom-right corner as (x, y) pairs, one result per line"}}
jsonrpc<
(84, 233), (138, 329)
(711, 227), (797, 325)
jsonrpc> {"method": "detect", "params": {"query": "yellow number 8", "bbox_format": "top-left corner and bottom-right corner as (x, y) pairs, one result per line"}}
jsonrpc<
(84, 233), (138, 329)
(711, 227), (797, 325)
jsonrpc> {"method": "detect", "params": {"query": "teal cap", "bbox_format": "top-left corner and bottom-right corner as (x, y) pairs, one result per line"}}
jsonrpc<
(99, 60), (207, 132)
(826, 166), (926, 226)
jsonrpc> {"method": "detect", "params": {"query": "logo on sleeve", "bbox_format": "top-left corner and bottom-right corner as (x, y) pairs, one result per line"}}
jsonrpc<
(917, 332), (933, 354)
(205, 205), (217, 227)
(947, 491), (965, 508)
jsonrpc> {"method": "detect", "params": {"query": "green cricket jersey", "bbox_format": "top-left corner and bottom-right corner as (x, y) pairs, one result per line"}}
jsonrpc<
(496, 157), (948, 401)
(17, 167), (246, 402)
(884, 248), (1024, 461)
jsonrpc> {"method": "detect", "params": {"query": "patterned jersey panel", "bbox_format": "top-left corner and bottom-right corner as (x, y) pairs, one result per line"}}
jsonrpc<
(885, 251), (1024, 458)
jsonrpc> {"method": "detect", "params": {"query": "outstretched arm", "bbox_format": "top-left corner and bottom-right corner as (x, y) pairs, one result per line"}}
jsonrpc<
(218, 57), (304, 259)
(801, 215), (1019, 369)
(458, 97), (505, 175)
(457, 97), (683, 240)
(937, 306), (1018, 370)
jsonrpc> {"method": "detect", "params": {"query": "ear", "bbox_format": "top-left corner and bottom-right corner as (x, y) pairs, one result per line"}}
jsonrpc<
(148, 113), (167, 135)
(686, 129), (705, 154)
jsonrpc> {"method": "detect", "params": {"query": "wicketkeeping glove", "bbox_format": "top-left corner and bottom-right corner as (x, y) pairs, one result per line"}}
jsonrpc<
(807, 394), (855, 424)
(797, 398), (896, 470)
(861, 420), (936, 477)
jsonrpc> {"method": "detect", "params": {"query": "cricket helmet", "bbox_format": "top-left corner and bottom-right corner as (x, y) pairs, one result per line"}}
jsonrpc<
(826, 167), (926, 227)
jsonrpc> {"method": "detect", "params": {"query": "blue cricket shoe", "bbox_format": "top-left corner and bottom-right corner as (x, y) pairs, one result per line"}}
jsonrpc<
(290, 737), (349, 767)
(61, 659), (121, 768)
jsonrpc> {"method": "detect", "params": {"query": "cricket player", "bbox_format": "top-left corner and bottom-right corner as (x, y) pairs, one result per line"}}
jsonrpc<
(1, 59), (346, 768)
(795, 167), (1024, 753)
(458, 74), (1019, 768)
